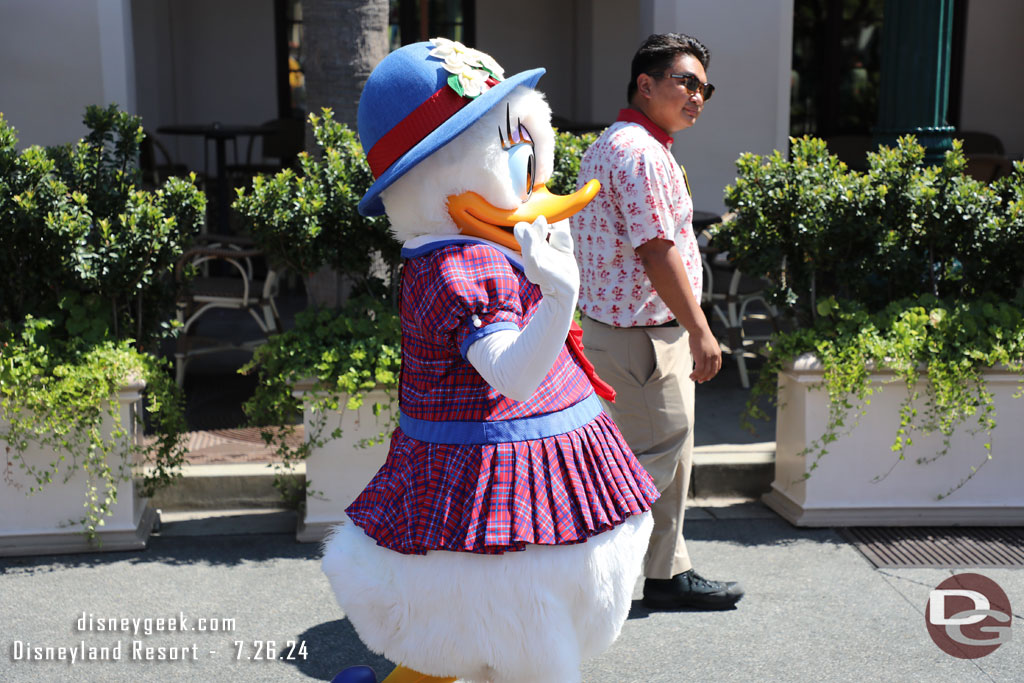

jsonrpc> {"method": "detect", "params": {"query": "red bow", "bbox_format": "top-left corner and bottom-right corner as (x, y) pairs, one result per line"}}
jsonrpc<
(566, 320), (616, 402)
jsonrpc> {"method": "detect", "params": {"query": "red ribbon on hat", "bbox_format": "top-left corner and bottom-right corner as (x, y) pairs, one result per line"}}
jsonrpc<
(367, 77), (500, 179)
(566, 320), (616, 402)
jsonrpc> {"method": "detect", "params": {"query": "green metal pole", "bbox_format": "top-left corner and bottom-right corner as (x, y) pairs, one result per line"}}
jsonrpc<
(874, 0), (955, 164)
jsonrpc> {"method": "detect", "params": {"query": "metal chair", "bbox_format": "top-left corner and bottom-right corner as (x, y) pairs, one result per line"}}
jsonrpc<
(174, 234), (281, 386)
(700, 230), (778, 389)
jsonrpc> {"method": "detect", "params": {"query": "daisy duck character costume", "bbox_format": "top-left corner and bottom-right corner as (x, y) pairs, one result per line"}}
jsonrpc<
(323, 39), (659, 683)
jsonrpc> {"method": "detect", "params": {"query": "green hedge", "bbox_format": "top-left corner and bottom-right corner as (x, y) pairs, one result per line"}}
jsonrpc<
(716, 136), (1024, 326)
(0, 105), (205, 347)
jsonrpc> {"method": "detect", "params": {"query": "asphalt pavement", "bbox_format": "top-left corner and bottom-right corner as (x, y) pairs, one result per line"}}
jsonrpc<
(2, 501), (1021, 683)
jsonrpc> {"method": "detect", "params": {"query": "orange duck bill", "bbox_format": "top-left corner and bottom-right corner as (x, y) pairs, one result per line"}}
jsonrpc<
(447, 180), (601, 252)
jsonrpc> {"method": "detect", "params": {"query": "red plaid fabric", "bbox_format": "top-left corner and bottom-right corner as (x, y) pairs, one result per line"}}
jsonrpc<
(399, 242), (592, 421)
(346, 242), (659, 554)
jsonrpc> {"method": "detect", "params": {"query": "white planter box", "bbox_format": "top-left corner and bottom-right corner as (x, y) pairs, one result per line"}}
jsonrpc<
(763, 354), (1024, 526)
(0, 382), (157, 556)
(293, 383), (395, 542)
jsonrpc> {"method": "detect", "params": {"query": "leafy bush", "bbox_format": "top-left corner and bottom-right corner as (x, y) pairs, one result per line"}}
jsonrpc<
(549, 129), (599, 196)
(233, 109), (400, 290)
(717, 135), (1024, 490)
(0, 105), (206, 347)
(718, 136), (1024, 326)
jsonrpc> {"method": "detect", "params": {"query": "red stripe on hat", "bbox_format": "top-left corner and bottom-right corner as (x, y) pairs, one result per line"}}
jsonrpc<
(367, 77), (499, 179)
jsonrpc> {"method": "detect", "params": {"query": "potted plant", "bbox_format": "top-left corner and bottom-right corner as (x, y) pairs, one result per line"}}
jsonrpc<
(0, 106), (203, 554)
(240, 294), (401, 540)
(714, 136), (1024, 525)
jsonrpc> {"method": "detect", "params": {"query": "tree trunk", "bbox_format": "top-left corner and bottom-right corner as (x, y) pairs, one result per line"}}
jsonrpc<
(303, 0), (389, 148)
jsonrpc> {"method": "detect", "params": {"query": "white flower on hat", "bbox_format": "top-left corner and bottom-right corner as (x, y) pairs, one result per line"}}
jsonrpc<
(429, 37), (505, 98)
(457, 67), (491, 98)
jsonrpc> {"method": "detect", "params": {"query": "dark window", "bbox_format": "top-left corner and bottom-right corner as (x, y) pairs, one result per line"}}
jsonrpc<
(790, 0), (967, 139)
(389, 0), (475, 50)
(275, 0), (305, 119)
(790, 0), (885, 138)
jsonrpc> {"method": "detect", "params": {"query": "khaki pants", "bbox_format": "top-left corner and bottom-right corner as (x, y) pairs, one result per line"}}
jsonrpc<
(580, 316), (695, 579)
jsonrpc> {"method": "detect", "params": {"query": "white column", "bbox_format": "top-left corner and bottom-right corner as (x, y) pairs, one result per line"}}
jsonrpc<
(959, 0), (1024, 158)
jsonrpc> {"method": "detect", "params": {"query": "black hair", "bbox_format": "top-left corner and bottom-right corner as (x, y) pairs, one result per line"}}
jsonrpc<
(627, 33), (711, 104)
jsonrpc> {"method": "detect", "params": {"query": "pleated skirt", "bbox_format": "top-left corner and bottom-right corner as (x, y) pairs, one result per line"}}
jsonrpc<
(345, 410), (660, 555)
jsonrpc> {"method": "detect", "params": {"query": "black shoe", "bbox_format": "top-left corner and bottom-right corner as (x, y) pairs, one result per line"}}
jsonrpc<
(642, 569), (745, 610)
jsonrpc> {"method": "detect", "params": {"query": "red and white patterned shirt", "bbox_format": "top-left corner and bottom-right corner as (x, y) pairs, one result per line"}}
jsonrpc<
(570, 108), (703, 328)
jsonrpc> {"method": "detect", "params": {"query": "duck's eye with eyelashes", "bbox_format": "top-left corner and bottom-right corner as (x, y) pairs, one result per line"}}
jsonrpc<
(497, 103), (534, 149)
(499, 104), (535, 202)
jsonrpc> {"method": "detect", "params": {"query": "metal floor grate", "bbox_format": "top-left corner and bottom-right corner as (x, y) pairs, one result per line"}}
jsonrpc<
(840, 527), (1024, 569)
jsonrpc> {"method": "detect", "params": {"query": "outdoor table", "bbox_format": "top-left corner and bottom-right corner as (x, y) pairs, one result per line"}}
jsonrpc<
(157, 123), (274, 233)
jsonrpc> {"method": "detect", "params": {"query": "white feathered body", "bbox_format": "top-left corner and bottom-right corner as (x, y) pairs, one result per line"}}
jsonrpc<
(322, 513), (651, 683)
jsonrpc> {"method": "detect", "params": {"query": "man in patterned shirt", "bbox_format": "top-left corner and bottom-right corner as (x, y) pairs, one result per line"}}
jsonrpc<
(570, 32), (744, 610)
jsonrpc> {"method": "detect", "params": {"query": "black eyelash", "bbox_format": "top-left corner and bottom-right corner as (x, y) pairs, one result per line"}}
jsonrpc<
(498, 103), (534, 149)
(505, 103), (514, 147)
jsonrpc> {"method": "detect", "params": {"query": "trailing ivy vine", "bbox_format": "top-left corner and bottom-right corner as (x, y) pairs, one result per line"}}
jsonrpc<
(1, 319), (187, 539)
(240, 295), (401, 505)
(745, 294), (1024, 497)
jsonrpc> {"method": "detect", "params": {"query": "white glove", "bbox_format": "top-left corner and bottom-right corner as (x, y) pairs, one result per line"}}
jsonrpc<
(466, 216), (579, 402)
(513, 216), (580, 304)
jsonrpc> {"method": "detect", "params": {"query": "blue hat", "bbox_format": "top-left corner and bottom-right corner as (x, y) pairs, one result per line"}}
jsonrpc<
(357, 40), (544, 217)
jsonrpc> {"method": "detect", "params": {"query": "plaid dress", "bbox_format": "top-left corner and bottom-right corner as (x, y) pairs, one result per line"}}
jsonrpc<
(346, 239), (659, 555)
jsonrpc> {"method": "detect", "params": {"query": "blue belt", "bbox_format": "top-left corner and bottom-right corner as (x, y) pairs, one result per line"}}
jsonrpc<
(399, 394), (602, 445)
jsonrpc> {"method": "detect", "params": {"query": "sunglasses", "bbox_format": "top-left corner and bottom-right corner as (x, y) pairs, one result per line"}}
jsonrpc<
(665, 72), (715, 101)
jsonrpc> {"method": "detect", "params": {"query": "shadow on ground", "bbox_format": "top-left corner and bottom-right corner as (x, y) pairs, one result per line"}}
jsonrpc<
(0, 513), (848, 578)
(685, 513), (846, 549)
(286, 619), (394, 681)
(0, 532), (318, 575)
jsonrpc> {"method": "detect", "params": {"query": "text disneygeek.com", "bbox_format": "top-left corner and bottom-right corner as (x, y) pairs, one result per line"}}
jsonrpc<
(7, 612), (308, 664)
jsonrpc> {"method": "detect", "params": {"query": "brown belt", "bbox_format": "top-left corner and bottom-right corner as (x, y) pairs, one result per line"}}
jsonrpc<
(583, 313), (679, 329)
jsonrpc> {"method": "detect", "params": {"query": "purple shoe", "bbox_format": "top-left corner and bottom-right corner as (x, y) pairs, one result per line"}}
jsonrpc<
(331, 665), (377, 683)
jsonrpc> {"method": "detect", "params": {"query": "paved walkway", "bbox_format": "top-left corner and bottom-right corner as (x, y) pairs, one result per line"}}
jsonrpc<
(2, 502), (1021, 682)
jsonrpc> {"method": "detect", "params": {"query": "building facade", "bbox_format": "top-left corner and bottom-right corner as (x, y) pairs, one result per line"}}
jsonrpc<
(2, 0), (1020, 214)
